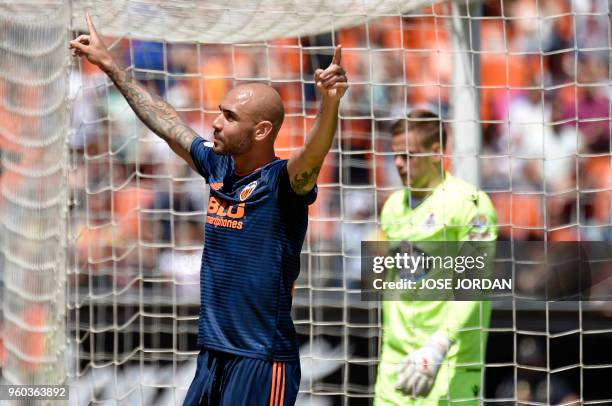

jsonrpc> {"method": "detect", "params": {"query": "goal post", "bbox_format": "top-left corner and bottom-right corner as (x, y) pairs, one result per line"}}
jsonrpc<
(450, 0), (481, 186)
(0, 0), (70, 386)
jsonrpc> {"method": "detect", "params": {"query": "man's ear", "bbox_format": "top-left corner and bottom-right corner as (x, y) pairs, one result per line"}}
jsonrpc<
(254, 121), (273, 141)
(430, 142), (442, 158)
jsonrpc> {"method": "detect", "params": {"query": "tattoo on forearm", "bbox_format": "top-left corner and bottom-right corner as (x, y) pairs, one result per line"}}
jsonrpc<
(291, 166), (321, 194)
(105, 64), (197, 151)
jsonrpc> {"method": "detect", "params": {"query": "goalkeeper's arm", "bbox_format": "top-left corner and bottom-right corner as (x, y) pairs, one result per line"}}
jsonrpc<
(69, 13), (198, 171)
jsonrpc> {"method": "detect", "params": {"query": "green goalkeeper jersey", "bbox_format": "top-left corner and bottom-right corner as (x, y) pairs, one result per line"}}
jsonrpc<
(375, 173), (498, 405)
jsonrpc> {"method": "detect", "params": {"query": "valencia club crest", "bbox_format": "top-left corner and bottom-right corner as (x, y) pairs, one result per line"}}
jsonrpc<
(239, 181), (258, 201)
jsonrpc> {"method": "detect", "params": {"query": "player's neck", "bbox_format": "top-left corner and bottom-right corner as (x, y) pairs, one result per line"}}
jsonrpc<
(410, 170), (444, 199)
(233, 150), (277, 176)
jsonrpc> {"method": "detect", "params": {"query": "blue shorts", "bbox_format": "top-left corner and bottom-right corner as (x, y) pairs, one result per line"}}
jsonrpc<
(183, 349), (300, 406)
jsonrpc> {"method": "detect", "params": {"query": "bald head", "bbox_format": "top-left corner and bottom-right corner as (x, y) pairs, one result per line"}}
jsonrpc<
(230, 83), (284, 137)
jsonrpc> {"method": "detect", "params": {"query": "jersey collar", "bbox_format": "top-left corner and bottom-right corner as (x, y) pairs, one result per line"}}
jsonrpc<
(233, 157), (280, 177)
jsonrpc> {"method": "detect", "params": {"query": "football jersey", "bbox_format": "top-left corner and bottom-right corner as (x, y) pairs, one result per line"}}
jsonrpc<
(379, 173), (498, 370)
(190, 137), (316, 361)
(374, 173), (498, 405)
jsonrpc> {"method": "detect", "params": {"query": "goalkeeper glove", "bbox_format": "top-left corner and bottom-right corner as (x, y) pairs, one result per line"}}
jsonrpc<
(395, 333), (452, 397)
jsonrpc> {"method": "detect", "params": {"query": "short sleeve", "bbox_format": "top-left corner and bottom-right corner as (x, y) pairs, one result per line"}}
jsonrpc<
(278, 160), (317, 206)
(190, 137), (214, 179)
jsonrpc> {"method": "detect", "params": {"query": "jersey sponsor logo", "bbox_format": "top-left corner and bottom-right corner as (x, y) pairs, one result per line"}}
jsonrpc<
(239, 180), (258, 201)
(207, 196), (245, 230)
(210, 182), (223, 191)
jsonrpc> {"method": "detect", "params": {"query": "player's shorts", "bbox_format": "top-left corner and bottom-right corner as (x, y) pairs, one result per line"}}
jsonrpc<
(183, 348), (300, 406)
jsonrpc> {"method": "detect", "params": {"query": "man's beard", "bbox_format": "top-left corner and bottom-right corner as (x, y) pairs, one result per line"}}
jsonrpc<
(214, 136), (251, 156)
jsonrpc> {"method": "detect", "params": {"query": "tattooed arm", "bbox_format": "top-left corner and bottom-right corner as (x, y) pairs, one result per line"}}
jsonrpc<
(70, 13), (198, 170)
(287, 46), (348, 195)
(287, 99), (337, 195)
(104, 64), (197, 170)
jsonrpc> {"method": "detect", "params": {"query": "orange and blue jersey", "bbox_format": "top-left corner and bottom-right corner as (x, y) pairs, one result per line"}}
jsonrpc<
(190, 137), (316, 362)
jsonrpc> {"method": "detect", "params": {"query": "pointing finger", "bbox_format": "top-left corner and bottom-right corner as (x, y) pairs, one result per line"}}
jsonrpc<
(331, 45), (342, 66)
(85, 12), (98, 36)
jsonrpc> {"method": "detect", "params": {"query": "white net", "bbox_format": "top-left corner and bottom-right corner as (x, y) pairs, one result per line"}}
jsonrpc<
(68, 0), (441, 43)
(1, 0), (612, 405)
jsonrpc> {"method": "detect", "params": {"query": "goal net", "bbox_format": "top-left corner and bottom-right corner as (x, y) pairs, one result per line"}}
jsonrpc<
(1, 0), (611, 405)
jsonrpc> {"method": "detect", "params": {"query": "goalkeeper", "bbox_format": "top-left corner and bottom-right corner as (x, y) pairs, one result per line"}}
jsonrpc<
(374, 110), (498, 405)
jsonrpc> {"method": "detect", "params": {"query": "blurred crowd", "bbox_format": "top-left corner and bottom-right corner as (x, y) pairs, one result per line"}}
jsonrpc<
(1, 0), (611, 401)
(59, 0), (612, 295)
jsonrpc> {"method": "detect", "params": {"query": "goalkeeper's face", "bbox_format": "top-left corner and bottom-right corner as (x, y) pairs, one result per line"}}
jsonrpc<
(391, 130), (441, 187)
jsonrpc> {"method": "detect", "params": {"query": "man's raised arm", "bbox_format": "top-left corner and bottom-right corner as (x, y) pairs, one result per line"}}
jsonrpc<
(69, 13), (198, 171)
(287, 46), (348, 195)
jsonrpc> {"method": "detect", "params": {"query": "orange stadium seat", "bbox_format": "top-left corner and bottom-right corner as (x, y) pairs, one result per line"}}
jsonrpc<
(113, 186), (155, 242)
(582, 155), (612, 224)
(490, 192), (544, 240)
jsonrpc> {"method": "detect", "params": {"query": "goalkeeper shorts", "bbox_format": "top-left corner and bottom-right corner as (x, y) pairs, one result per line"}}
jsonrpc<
(183, 348), (300, 406)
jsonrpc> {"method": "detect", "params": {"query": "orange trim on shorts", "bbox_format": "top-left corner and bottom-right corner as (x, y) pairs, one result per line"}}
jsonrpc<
(275, 362), (282, 405)
(279, 363), (286, 406)
(269, 362), (286, 406)
(269, 362), (277, 406)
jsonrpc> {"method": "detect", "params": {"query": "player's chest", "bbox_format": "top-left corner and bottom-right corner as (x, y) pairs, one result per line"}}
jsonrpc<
(385, 205), (456, 240)
(205, 178), (277, 230)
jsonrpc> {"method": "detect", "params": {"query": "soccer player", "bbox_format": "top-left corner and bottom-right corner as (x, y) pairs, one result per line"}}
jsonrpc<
(374, 110), (498, 405)
(70, 13), (348, 406)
